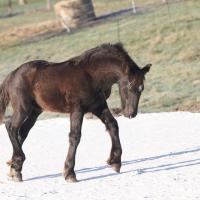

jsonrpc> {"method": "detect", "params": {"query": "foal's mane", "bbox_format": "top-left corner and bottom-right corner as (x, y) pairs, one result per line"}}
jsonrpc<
(70, 43), (140, 72)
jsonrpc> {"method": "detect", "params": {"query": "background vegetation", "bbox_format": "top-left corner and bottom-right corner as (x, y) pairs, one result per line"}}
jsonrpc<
(0, 0), (199, 118)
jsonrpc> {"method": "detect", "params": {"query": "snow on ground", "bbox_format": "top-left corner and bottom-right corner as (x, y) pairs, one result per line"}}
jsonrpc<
(0, 112), (200, 200)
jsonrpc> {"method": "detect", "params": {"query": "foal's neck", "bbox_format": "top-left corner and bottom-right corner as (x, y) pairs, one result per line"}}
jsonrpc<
(89, 60), (127, 91)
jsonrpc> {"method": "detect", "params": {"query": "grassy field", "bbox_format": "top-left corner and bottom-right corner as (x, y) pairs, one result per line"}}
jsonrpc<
(0, 0), (160, 17)
(0, 0), (199, 118)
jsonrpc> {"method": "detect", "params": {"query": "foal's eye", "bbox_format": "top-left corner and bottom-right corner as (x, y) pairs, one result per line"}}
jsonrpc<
(138, 85), (144, 92)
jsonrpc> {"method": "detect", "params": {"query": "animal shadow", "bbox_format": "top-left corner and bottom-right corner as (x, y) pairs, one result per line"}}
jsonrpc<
(25, 146), (200, 182)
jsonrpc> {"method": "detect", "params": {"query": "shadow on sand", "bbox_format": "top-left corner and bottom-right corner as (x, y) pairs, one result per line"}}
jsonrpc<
(25, 146), (200, 182)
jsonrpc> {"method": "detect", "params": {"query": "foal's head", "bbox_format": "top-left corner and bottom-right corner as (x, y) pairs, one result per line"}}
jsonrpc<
(119, 58), (151, 118)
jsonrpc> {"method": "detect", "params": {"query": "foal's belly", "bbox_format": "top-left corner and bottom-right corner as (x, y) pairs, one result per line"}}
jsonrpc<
(33, 87), (70, 113)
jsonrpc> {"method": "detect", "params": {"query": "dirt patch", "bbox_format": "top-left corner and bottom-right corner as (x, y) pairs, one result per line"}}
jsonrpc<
(178, 48), (200, 62)
(164, 32), (178, 44)
(0, 20), (62, 47)
(175, 101), (200, 112)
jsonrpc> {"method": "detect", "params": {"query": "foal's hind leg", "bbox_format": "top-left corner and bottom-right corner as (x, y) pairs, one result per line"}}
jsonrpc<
(6, 109), (41, 167)
(18, 109), (41, 145)
(6, 114), (27, 181)
(92, 103), (122, 173)
(5, 103), (34, 181)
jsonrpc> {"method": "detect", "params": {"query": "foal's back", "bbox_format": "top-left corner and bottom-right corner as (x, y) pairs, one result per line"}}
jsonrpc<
(8, 60), (94, 113)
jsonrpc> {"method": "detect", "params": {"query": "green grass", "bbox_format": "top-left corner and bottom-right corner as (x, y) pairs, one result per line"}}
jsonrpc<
(0, 0), (57, 15)
(0, 0), (200, 118)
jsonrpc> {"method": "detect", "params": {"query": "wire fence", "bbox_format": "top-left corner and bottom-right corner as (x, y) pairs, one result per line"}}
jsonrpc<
(15, 0), (189, 47)
(0, 0), (130, 16)
(0, 0), (186, 18)
(50, 0), (189, 57)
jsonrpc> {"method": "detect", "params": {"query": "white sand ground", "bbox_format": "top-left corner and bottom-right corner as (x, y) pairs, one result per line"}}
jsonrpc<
(0, 112), (200, 200)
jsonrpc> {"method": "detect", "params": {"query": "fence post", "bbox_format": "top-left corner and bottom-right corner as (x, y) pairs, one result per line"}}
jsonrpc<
(47, 0), (51, 10)
(166, 0), (170, 17)
(8, 0), (12, 15)
(131, 0), (137, 14)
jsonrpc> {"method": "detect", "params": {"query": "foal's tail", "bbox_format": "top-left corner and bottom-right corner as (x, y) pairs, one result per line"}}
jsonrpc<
(0, 75), (10, 124)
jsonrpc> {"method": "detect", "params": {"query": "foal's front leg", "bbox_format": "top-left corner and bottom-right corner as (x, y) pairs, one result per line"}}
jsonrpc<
(93, 105), (122, 173)
(63, 110), (84, 182)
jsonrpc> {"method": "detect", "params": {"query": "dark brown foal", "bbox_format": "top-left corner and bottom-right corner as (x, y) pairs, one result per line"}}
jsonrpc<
(0, 43), (151, 182)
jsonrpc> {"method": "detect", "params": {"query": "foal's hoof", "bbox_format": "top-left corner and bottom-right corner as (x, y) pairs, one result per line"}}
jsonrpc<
(8, 173), (23, 182)
(11, 175), (23, 182)
(107, 159), (121, 173)
(111, 163), (121, 173)
(8, 168), (23, 182)
(65, 175), (78, 183)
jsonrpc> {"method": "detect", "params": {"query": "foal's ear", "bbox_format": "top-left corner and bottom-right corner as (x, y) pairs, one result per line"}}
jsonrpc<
(142, 64), (152, 74)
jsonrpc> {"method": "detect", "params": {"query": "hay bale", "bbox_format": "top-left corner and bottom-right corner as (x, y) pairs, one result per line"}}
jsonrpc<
(19, 0), (28, 5)
(54, 0), (95, 31)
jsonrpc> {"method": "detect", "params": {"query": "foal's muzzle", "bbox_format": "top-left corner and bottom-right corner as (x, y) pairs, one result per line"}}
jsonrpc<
(123, 110), (137, 119)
